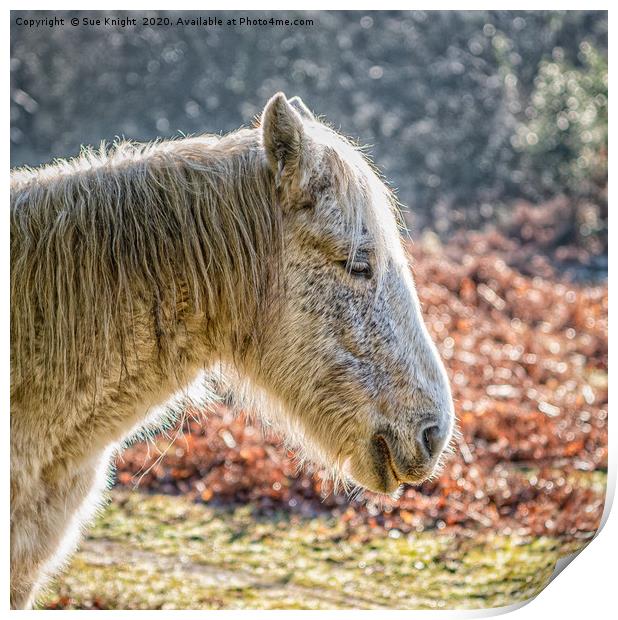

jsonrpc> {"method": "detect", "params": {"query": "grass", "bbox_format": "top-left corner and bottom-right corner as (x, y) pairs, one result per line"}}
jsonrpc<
(39, 489), (592, 610)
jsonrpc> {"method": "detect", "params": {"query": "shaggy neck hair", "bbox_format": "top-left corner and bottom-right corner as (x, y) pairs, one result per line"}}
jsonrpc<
(11, 131), (282, 399)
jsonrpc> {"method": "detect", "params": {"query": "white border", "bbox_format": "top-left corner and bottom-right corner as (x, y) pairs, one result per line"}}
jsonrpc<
(4, 4), (614, 618)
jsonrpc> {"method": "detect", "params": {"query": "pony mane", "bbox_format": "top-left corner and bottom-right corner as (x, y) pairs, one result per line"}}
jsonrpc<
(10, 116), (401, 405)
(11, 131), (281, 399)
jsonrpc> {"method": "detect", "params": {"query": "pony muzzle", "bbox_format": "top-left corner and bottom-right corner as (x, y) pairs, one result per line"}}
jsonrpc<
(368, 420), (451, 490)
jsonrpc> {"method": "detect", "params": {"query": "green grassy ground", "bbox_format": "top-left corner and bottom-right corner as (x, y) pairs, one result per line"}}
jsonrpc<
(39, 490), (590, 610)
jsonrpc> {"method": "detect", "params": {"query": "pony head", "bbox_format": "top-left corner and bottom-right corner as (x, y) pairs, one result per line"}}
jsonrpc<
(240, 94), (455, 495)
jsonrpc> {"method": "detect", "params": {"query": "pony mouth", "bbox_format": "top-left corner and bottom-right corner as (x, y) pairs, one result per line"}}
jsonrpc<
(373, 435), (403, 486)
(343, 434), (437, 495)
(372, 434), (434, 490)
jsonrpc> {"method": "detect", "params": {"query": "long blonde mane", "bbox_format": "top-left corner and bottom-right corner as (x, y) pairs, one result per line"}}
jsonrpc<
(11, 131), (281, 398)
(10, 116), (401, 406)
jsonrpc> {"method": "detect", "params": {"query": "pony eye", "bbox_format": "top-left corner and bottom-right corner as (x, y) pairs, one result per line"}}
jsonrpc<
(339, 260), (373, 279)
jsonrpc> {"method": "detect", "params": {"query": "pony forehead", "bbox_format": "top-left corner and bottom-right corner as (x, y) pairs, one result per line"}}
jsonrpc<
(302, 118), (403, 250)
(305, 120), (397, 208)
(305, 120), (377, 180)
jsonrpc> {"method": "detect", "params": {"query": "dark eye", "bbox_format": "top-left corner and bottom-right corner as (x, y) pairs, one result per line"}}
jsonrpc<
(338, 259), (373, 279)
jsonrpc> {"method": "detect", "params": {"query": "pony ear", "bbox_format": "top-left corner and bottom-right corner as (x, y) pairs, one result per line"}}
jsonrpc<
(288, 96), (315, 122)
(261, 92), (305, 177)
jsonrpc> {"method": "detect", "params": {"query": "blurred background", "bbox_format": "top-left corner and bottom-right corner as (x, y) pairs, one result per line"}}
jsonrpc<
(11, 10), (608, 610)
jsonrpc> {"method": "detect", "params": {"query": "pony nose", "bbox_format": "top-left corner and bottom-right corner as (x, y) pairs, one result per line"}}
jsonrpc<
(418, 424), (447, 459)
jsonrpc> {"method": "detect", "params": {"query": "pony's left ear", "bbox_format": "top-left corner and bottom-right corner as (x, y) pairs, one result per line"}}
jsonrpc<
(288, 96), (315, 122)
(261, 92), (305, 179)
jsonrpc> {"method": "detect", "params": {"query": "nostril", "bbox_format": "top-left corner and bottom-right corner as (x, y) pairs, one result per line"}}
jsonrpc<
(420, 425), (443, 458)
